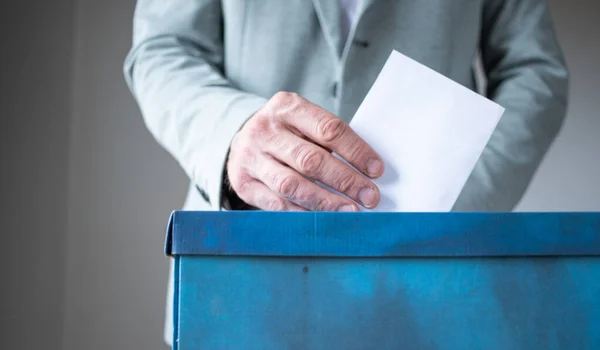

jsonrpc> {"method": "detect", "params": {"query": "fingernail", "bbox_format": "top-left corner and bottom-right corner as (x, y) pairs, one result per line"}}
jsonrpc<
(366, 158), (383, 176)
(337, 204), (357, 212)
(358, 187), (377, 207)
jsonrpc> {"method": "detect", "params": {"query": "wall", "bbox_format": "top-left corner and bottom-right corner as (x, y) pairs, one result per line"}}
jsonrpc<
(62, 1), (188, 349)
(0, 1), (74, 350)
(57, 0), (599, 349)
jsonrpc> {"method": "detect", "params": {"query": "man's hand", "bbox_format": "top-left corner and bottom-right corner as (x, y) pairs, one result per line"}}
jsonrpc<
(227, 92), (384, 211)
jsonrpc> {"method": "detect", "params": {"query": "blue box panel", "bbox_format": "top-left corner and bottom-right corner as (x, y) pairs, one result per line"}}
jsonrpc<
(167, 211), (600, 350)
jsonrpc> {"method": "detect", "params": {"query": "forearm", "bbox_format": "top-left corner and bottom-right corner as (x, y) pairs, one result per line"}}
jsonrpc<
(123, 0), (267, 209)
(453, 0), (569, 211)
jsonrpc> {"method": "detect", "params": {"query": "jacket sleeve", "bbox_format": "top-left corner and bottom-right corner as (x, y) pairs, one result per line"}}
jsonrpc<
(453, 0), (569, 211)
(123, 0), (268, 210)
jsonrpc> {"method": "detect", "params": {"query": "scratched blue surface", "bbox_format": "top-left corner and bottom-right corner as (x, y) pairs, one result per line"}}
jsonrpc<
(167, 211), (600, 350)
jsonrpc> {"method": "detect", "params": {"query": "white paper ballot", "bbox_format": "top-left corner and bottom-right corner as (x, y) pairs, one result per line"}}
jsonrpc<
(336, 50), (505, 212)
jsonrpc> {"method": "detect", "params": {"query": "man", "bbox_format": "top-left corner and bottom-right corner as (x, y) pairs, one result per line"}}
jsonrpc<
(124, 0), (568, 345)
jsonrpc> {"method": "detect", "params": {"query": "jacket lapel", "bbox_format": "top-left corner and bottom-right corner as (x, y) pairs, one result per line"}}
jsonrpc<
(312, 0), (344, 61)
(312, 0), (376, 63)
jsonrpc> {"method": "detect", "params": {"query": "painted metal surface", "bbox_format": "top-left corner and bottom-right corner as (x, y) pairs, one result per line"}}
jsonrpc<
(167, 211), (600, 349)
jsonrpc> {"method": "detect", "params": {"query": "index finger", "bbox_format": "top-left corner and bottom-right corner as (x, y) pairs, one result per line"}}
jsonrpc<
(282, 97), (384, 178)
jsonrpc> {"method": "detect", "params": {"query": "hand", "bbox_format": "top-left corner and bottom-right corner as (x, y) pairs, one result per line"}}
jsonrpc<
(226, 92), (384, 211)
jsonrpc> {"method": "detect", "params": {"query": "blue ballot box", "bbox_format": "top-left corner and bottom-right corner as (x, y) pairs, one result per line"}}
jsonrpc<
(165, 211), (600, 350)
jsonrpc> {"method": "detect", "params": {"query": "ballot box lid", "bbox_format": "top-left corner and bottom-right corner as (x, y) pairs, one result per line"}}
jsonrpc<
(164, 211), (600, 258)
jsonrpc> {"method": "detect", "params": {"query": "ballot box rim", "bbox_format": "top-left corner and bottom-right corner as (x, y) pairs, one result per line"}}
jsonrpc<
(164, 211), (600, 258)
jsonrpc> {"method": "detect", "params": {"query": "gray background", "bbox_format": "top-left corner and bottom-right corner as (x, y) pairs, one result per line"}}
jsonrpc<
(1, 1), (598, 349)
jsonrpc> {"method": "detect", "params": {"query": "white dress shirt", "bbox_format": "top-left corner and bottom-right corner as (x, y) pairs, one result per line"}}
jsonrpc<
(339, 0), (362, 43)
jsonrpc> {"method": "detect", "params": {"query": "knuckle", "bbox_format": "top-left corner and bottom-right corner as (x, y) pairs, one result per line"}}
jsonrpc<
(317, 116), (346, 144)
(275, 174), (300, 199)
(336, 172), (357, 193)
(348, 141), (367, 161)
(296, 146), (325, 175)
(235, 173), (253, 194)
(297, 191), (317, 206)
(246, 117), (271, 139)
(272, 91), (298, 105)
(265, 129), (285, 145)
(315, 196), (333, 211)
(269, 91), (300, 114)
(244, 120), (282, 148)
(266, 197), (286, 211)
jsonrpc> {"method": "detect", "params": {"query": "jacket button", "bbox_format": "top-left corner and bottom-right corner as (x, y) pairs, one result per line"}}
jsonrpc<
(353, 39), (370, 48)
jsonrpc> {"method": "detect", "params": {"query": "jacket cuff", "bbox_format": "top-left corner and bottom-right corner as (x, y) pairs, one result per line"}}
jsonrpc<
(198, 94), (268, 211)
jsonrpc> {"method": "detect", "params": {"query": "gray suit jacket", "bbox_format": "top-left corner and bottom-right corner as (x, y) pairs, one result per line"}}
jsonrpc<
(123, 0), (568, 344)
